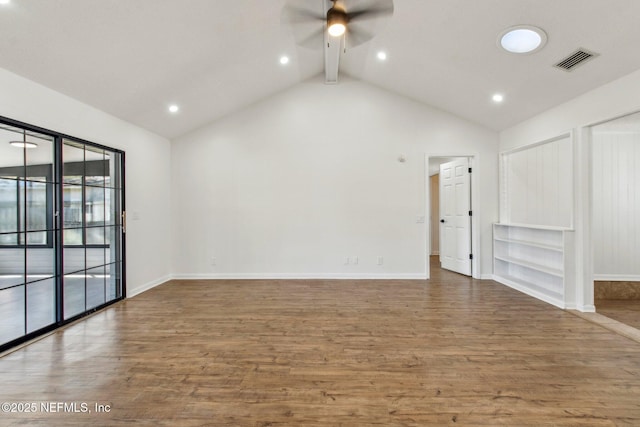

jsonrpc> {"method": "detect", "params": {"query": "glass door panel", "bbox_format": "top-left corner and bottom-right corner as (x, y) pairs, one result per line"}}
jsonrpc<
(0, 123), (56, 348)
(62, 139), (123, 320)
(0, 118), (124, 351)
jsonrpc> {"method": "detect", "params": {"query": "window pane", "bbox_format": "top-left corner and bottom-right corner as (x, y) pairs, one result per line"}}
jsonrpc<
(63, 184), (83, 234)
(107, 262), (122, 300)
(86, 227), (105, 246)
(86, 246), (105, 270)
(25, 134), (54, 185)
(106, 188), (116, 226)
(26, 244), (54, 283)
(63, 141), (84, 185)
(0, 178), (19, 236)
(86, 186), (105, 227)
(63, 247), (84, 274)
(26, 278), (55, 333)
(26, 181), (48, 233)
(105, 226), (120, 264)
(0, 285), (25, 345)
(86, 266), (105, 310)
(64, 272), (85, 319)
(85, 147), (105, 186)
(0, 242), (24, 288)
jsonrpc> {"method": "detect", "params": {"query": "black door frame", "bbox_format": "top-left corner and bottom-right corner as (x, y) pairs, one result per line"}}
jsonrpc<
(0, 115), (126, 353)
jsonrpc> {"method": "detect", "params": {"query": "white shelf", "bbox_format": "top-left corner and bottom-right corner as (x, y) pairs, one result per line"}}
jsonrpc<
(494, 236), (563, 252)
(494, 223), (574, 232)
(494, 255), (563, 277)
(493, 223), (574, 309)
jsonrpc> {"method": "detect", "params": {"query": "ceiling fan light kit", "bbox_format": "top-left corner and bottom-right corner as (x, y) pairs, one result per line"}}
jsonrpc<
(327, 6), (347, 37)
(283, 0), (394, 83)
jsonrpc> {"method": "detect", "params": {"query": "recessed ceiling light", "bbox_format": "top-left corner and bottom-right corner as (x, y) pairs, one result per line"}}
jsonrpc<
(499, 25), (547, 54)
(492, 94), (504, 103)
(377, 51), (387, 61)
(10, 141), (38, 148)
(168, 104), (179, 113)
(279, 56), (290, 65)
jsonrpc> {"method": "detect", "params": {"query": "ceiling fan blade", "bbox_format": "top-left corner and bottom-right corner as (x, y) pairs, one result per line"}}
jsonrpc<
(281, 3), (325, 25)
(345, 25), (376, 48)
(347, 0), (394, 22)
(281, 2), (326, 50)
(298, 27), (325, 50)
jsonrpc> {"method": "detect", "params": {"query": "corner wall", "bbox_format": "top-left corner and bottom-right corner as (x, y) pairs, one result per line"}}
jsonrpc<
(171, 77), (499, 279)
(499, 68), (640, 311)
(0, 68), (172, 296)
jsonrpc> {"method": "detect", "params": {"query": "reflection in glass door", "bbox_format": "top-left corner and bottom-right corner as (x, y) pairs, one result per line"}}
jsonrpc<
(0, 124), (56, 346)
(62, 140), (124, 320)
(0, 117), (125, 352)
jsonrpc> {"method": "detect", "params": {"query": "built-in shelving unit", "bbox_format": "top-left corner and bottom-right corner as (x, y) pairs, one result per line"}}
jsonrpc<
(493, 223), (575, 309)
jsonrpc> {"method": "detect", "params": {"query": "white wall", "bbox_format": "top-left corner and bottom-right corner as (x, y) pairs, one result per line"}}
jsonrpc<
(0, 68), (172, 296)
(501, 134), (573, 228)
(499, 68), (640, 311)
(171, 77), (498, 279)
(592, 113), (640, 280)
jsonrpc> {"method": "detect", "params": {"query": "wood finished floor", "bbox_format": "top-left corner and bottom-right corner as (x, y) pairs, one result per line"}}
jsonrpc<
(596, 299), (640, 330)
(2, 260), (640, 426)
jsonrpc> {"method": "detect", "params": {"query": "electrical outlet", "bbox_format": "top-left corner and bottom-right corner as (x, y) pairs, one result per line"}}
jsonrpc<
(344, 257), (350, 265)
(377, 256), (383, 265)
(210, 257), (216, 266)
(353, 256), (358, 265)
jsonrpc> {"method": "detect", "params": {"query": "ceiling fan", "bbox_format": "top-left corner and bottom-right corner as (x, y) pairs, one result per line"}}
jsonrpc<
(282, 0), (394, 83)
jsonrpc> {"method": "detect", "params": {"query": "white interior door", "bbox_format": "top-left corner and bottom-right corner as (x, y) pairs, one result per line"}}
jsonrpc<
(439, 158), (471, 276)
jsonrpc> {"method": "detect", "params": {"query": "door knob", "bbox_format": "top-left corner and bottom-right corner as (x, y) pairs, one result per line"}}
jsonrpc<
(440, 219), (445, 223)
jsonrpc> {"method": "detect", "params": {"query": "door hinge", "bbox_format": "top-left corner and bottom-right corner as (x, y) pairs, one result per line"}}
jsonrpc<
(469, 210), (472, 216)
(122, 211), (126, 234)
(468, 167), (472, 173)
(469, 254), (473, 260)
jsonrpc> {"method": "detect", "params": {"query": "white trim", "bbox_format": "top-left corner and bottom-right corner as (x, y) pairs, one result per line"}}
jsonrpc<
(577, 304), (596, 313)
(171, 273), (427, 280)
(499, 131), (575, 229)
(480, 274), (493, 280)
(425, 153), (481, 280)
(127, 274), (172, 298)
(494, 222), (574, 232)
(593, 275), (640, 281)
(493, 275), (565, 309)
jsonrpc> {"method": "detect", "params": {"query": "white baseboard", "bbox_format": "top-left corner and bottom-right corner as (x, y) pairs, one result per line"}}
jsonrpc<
(480, 274), (493, 280)
(492, 275), (565, 309)
(171, 273), (427, 280)
(593, 274), (640, 281)
(577, 304), (596, 313)
(127, 274), (172, 298)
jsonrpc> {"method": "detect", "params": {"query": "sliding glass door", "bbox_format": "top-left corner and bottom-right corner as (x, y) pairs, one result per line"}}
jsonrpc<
(0, 118), (125, 351)
(0, 124), (56, 345)
(62, 139), (124, 319)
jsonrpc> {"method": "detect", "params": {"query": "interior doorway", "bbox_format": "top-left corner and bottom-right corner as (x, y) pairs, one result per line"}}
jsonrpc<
(590, 112), (640, 329)
(427, 156), (473, 278)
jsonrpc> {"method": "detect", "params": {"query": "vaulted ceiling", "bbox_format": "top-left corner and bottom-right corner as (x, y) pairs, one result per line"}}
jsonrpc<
(2, 0), (640, 139)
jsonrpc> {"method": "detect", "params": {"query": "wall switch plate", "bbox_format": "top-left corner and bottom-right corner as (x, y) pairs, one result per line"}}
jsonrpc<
(377, 256), (383, 265)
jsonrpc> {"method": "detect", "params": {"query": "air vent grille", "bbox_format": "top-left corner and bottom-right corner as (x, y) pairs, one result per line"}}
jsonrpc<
(554, 49), (599, 71)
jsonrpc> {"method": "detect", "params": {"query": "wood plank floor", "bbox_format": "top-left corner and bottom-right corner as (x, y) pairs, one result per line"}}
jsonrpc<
(596, 299), (640, 330)
(2, 260), (640, 426)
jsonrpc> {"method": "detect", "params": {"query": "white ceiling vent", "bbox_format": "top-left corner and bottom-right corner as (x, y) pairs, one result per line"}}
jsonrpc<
(554, 48), (599, 71)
